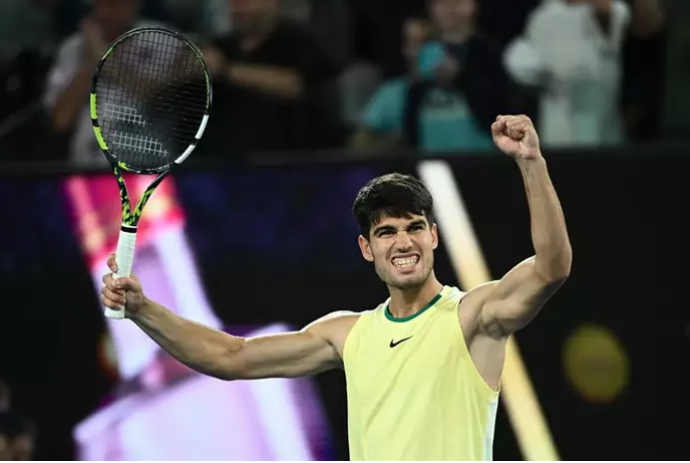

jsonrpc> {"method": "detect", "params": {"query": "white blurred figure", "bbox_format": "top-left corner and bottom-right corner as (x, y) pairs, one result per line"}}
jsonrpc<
(43, 0), (165, 167)
(504, 0), (631, 148)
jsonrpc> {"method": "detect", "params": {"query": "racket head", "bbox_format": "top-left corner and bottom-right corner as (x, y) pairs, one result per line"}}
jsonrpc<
(90, 27), (212, 174)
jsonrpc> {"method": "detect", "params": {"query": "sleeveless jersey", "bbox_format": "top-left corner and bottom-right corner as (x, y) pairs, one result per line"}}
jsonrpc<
(343, 285), (500, 461)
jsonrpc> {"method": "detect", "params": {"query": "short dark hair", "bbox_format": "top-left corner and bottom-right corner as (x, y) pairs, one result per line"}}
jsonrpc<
(352, 173), (434, 238)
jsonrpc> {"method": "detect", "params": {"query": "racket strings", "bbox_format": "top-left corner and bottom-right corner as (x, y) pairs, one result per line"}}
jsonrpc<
(97, 30), (208, 171)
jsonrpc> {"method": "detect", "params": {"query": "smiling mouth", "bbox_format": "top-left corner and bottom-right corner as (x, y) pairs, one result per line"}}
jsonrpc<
(392, 254), (420, 268)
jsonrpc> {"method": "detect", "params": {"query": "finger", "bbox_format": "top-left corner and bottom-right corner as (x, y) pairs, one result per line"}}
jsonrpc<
(111, 276), (140, 292)
(102, 276), (125, 296)
(101, 294), (124, 310)
(107, 254), (118, 273)
(505, 118), (528, 139)
(491, 119), (506, 135)
(507, 125), (525, 140)
(102, 286), (126, 306)
(102, 273), (120, 291)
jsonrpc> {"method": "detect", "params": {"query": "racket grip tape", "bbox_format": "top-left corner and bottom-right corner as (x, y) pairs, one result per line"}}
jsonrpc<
(105, 227), (138, 320)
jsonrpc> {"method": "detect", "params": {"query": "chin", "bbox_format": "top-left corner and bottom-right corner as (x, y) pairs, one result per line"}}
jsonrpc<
(389, 273), (429, 290)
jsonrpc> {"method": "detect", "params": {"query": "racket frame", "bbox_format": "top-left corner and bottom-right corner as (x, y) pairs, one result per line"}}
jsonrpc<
(89, 27), (212, 319)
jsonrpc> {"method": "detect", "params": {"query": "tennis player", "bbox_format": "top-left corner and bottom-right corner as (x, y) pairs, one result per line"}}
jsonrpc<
(101, 114), (572, 461)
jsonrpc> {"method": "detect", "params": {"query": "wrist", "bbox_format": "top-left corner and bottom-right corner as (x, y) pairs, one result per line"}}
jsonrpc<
(516, 155), (546, 171)
(130, 296), (157, 322)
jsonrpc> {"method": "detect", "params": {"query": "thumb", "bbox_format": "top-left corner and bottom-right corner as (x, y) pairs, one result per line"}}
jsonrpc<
(522, 125), (540, 148)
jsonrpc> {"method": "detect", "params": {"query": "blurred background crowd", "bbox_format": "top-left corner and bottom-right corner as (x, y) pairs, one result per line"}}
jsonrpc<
(0, 0), (682, 167)
(0, 0), (687, 460)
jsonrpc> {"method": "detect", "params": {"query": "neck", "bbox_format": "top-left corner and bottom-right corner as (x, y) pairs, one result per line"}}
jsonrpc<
(442, 25), (474, 44)
(387, 274), (444, 319)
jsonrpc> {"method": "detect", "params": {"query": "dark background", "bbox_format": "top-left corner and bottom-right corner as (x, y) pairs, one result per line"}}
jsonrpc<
(0, 146), (688, 460)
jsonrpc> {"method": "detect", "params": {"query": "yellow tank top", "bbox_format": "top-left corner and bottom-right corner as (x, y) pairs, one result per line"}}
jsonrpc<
(343, 285), (500, 461)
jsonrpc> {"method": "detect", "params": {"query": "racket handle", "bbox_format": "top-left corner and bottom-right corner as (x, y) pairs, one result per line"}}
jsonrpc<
(105, 227), (138, 320)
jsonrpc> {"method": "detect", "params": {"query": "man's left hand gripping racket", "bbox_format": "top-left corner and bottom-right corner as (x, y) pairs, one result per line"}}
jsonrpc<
(90, 27), (212, 319)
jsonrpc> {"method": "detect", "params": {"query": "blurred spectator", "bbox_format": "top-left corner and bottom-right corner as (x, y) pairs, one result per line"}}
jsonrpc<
(53, 0), (172, 39)
(0, 411), (35, 461)
(43, 0), (162, 166)
(352, 18), (432, 149)
(504, 0), (633, 147)
(621, 0), (665, 141)
(198, 0), (343, 158)
(354, 0), (515, 154)
(348, 0), (427, 78)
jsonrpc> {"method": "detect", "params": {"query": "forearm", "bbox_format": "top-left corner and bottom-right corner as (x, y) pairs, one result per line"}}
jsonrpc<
(518, 157), (572, 280)
(226, 64), (303, 99)
(50, 65), (93, 133)
(131, 298), (245, 380)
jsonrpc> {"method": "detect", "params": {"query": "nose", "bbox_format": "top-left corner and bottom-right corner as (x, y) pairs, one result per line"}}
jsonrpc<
(394, 231), (414, 251)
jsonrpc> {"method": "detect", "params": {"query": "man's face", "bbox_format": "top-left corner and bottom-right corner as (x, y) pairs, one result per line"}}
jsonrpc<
(359, 214), (438, 290)
(429, 0), (476, 33)
(228, 0), (278, 34)
(94, 0), (139, 40)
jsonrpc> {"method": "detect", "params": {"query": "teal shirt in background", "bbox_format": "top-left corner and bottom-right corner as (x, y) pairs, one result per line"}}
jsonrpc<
(362, 40), (494, 154)
(360, 77), (493, 154)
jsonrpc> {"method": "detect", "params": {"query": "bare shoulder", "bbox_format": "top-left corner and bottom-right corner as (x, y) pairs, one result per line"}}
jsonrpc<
(305, 310), (362, 361)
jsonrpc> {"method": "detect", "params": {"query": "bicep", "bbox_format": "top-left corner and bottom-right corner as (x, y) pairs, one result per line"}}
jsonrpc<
(481, 256), (566, 337)
(228, 322), (340, 380)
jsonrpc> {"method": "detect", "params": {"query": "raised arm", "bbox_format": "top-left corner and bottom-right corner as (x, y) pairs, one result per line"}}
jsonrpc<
(479, 115), (572, 338)
(101, 255), (346, 380)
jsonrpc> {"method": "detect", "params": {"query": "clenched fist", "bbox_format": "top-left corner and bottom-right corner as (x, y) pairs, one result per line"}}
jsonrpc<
(101, 254), (146, 318)
(491, 115), (542, 161)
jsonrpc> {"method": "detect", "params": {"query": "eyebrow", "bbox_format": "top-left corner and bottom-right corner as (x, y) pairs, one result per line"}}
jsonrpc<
(408, 219), (427, 229)
(373, 219), (427, 235)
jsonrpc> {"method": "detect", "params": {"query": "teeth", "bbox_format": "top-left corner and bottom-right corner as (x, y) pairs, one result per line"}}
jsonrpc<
(393, 257), (418, 267)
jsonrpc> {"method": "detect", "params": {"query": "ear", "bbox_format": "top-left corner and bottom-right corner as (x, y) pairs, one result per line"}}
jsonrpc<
(431, 223), (439, 250)
(358, 235), (375, 262)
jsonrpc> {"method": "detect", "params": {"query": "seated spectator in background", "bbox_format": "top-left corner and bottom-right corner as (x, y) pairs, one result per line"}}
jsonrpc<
(199, 0), (343, 159)
(355, 0), (515, 154)
(44, 0), (161, 166)
(504, 0), (632, 148)
(0, 411), (35, 461)
(351, 17), (432, 149)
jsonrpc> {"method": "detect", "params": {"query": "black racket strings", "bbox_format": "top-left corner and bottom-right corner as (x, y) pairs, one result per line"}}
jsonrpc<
(98, 31), (207, 170)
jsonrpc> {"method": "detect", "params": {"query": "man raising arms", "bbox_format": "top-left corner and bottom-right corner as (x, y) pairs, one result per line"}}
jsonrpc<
(101, 115), (572, 460)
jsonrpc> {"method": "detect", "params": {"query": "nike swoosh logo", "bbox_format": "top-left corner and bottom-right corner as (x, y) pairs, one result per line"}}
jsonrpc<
(389, 336), (413, 348)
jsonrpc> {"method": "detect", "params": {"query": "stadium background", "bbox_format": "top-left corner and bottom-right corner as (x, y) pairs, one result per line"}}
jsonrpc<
(0, 0), (689, 460)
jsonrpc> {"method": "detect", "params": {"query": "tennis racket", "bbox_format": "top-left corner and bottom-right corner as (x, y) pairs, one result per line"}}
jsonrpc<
(90, 27), (212, 319)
